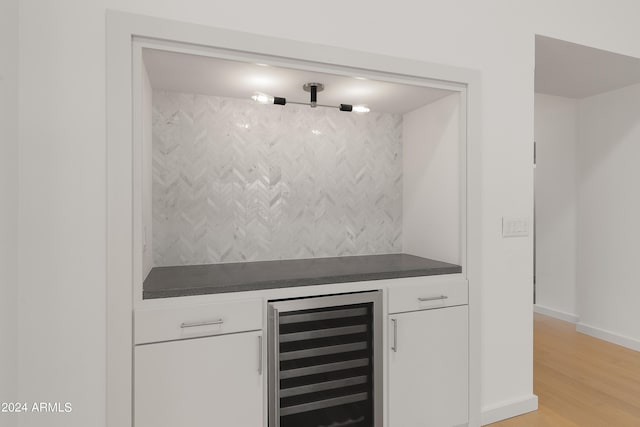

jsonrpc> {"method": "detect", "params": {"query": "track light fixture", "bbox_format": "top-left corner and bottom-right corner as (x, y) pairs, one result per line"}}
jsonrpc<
(251, 82), (369, 113)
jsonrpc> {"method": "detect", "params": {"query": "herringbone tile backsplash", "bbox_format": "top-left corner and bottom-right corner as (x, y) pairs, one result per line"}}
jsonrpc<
(152, 91), (403, 266)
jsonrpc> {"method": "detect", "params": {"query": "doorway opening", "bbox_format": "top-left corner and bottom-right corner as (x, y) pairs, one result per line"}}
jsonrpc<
(522, 33), (640, 427)
(534, 35), (640, 344)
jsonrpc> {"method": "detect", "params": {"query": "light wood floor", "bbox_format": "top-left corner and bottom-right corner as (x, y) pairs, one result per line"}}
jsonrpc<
(489, 313), (640, 427)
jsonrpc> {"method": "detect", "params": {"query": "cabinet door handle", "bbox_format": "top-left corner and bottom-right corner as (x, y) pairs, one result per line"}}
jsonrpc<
(180, 318), (224, 328)
(391, 318), (398, 352)
(418, 295), (448, 302)
(258, 335), (263, 375)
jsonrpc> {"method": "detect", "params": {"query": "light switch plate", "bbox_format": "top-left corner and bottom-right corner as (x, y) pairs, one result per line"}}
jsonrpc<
(502, 217), (529, 238)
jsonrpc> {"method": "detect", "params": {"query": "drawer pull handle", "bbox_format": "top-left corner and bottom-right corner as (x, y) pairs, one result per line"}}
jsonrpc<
(391, 318), (398, 352)
(418, 295), (449, 302)
(258, 335), (263, 375)
(180, 318), (224, 329)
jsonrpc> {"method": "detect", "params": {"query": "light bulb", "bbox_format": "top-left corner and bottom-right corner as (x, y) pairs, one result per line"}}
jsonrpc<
(352, 105), (370, 113)
(251, 92), (274, 104)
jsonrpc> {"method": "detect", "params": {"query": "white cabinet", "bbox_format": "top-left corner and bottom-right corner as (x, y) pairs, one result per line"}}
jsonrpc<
(133, 276), (470, 427)
(388, 305), (469, 427)
(134, 330), (264, 427)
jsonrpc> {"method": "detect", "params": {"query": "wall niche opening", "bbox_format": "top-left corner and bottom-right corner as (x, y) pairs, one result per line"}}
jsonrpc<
(138, 46), (464, 292)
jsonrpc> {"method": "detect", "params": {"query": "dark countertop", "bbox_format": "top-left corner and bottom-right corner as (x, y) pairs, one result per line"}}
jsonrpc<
(143, 253), (462, 299)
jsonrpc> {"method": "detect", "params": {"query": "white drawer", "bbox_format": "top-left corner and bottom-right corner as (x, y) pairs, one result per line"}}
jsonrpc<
(388, 276), (468, 314)
(135, 299), (263, 345)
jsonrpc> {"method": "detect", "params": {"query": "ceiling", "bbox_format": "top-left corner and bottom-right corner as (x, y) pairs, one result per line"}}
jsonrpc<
(535, 35), (640, 99)
(142, 49), (455, 114)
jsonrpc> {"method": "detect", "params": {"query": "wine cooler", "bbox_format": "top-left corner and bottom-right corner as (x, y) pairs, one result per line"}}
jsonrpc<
(268, 291), (382, 427)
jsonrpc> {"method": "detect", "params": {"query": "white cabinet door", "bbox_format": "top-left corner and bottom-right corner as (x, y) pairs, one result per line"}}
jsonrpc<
(388, 306), (468, 427)
(135, 330), (264, 427)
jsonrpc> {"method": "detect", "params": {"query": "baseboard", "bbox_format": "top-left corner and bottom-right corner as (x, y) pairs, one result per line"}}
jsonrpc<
(481, 394), (538, 425)
(576, 322), (640, 352)
(534, 304), (579, 323)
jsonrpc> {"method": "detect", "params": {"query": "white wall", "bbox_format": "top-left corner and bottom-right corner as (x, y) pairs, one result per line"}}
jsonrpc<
(14, 0), (640, 426)
(18, 2), (106, 426)
(576, 82), (640, 346)
(0, 0), (19, 425)
(403, 93), (460, 265)
(534, 94), (578, 319)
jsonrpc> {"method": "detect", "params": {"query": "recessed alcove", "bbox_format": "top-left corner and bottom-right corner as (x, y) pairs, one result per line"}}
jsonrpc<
(138, 47), (464, 284)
